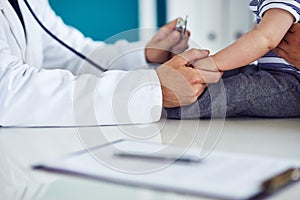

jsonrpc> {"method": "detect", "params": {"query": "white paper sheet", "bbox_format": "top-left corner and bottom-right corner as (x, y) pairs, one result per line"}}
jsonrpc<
(33, 139), (300, 200)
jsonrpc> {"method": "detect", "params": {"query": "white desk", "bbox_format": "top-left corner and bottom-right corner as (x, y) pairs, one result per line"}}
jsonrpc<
(0, 118), (300, 200)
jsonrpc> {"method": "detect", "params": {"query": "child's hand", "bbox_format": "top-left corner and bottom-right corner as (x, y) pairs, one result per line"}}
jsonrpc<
(192, 56), (223, 83)
(156, 49), (209, 108)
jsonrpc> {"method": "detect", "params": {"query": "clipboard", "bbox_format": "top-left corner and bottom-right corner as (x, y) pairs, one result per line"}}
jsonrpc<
(33, 139), (300, 200)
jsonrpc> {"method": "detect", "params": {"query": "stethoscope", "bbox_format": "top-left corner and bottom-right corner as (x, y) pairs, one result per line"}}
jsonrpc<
(22, 0), (188, 73)
(23, 0), (107, 72)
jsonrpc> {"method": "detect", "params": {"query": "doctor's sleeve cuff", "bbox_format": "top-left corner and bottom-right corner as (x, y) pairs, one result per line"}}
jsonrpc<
(92, 69), (163, 125)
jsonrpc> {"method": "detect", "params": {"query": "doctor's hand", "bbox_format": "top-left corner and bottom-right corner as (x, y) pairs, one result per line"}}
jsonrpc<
(156, 49), (220, 108)
(145, 18), (190, 64)
(274, 23), (300, 69)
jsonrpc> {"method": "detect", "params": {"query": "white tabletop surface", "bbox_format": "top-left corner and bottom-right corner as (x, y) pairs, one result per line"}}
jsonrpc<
(0, 118), (300, 200)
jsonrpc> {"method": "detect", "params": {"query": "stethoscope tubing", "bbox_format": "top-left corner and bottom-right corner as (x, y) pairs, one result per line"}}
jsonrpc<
(23, 0), (107, 72)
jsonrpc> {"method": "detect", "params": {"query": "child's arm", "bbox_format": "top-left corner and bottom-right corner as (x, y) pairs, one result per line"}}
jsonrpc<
(196, 8), (295, 72)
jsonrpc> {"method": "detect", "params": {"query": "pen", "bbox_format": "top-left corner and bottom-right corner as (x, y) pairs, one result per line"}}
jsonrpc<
(114, 152), (201, 164)
(261, 168), (300, 194)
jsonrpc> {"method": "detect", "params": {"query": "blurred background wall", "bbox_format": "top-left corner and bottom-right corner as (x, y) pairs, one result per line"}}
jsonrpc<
(49, 0), (140, 42)
(49, 0), (252, 52)
(167, 0), (254, 53)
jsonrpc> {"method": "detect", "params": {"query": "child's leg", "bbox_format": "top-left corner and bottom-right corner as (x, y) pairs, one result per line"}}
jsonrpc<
(166, 65), (300, 119)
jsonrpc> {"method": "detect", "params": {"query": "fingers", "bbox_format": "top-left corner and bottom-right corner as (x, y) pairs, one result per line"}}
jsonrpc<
(274, 39), (289, 59)
(178, 48), (210, 63)
(162, 18), (178, 30)
(180, 52), (222, 84)
(185, 30), (191, 37)
(156, 64), (195, 107)
(145, 29), (182, 63)
(277, 39), (289, 50)
(165, 48), (210, 69)
(156, 30), (182, 51)
(145, 18), (192, 64)
(167, 49), (221, 84)
(282, 26), (300, 45)
(192, 55), (220, 74)
(162, 18), (191, 35)
(275, 23), (300, 68)
(196, 69), (223, 83)
(153, 18), (191, 53)
(179, 49), (222, 84)
(193, 83), (207, 99)
(274, 45), (300, 68)
(167, 62), (221, 85)
(273, 47), (288, 59)
(185, 68), (222, 84)
(282, 31), (293, 44)
(289, 23), (300, 33)
(155, 27), (190, 51)
(171, 33), (190, 54)
(157, 61), (211, 107)
(157, 57), (223, 108)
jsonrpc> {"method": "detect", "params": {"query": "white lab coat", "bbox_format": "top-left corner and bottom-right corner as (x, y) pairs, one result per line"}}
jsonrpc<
(0, 0), (162, 126)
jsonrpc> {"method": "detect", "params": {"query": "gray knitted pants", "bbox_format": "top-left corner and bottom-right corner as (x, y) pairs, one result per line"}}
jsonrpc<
(166, 65), (300, 119)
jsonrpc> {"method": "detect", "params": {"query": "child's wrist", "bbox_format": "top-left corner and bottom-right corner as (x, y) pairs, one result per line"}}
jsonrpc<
(210, 55), (221, 71)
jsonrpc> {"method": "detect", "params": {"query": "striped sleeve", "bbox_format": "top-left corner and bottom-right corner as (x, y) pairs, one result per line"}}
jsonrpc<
(258, 0), (300, 23)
